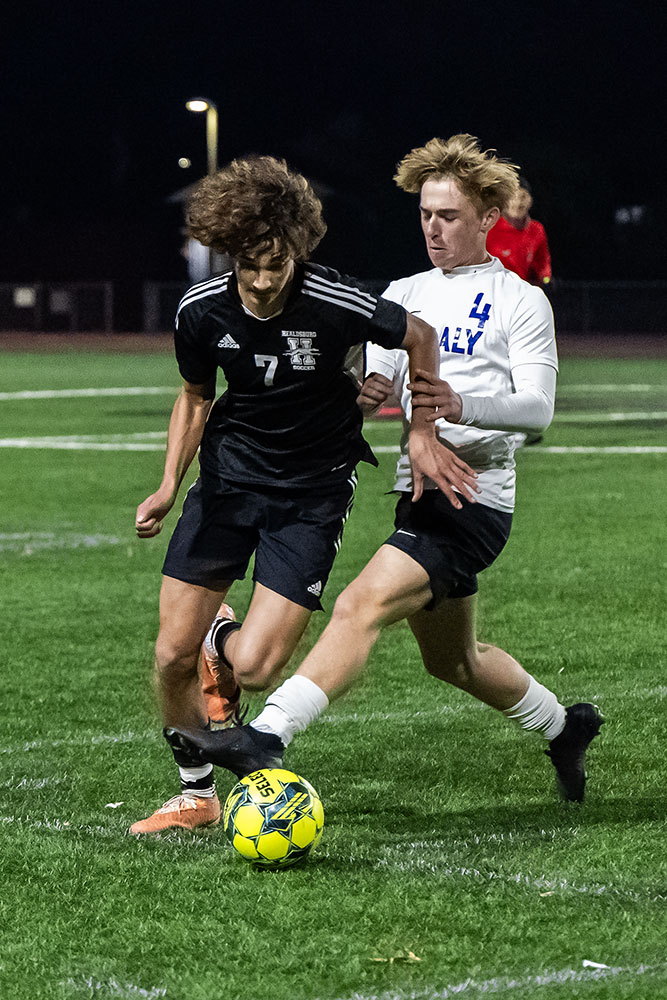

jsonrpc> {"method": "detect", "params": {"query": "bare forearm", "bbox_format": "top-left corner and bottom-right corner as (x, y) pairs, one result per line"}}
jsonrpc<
(136, 380), (214, 538)
(402, 314), (439, 433)
(400, 314), (478, 504)
(160, 386), (214, 498)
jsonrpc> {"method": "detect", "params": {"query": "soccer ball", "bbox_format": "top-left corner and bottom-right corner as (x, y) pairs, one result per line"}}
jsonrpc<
(223, 768), (324, 868)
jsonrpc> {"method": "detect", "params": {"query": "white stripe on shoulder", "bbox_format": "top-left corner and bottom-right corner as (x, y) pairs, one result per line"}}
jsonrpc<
(303, 279), (376, 314)
(304, 269), (376, 305)
(188, 271), (233, 293)
(302, 287), (375, 318)
(176, 273), (232, 316)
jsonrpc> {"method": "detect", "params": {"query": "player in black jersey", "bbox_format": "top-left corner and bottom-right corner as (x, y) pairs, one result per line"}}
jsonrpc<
(130, 155), (478, 834)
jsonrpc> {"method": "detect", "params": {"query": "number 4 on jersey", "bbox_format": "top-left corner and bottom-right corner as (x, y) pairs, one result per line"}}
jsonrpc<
(469, 293), (491, 328)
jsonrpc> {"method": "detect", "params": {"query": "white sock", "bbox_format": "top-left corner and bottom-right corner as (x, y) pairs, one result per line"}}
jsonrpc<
(178, 763), (216, 798)
(251, 675), (329, 747)
(502, 676), (566, 742)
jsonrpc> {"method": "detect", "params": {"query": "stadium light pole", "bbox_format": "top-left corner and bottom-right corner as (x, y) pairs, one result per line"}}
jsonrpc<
(185, 98), (220, 277)
(185, 98), (218, 176)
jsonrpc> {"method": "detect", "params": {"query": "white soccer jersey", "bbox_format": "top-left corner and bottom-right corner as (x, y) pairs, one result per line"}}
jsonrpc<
(368, 257), (558, 512)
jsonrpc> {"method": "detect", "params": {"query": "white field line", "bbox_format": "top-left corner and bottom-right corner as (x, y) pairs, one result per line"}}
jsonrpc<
(2, 703), (489, 756)
(0, 382), (659, 403)
(1, 811), (664, 907)
(1, 384), (661, 403)
(4, 431), (167, 440)
(528, 445), (667, 454)
(0, 730), (152, 755)
(0, 438), (166, 451)
(372, 444), (667, 454)
(365, 409), (667, 431)
(0, 706), (478, 758)
(316, 703), (471, 725)
(554, 410), (667, 422)
(559, 383), (661, 392)
(5, 439), (667, 454)
(59, 976), (166, 998)
(0, 431), (167, 452)
(0, 531), (122, 552)
(6, 684), (667, 757)
(0, 776), (65, 790)
(330, 962), (667, 1000)
(369, 848), (667, 903)
(0, 386), (177, 401)
(0, 815), (116, 838)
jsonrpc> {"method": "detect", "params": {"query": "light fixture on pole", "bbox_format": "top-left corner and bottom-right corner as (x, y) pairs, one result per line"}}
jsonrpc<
(185, 98), (218, 175)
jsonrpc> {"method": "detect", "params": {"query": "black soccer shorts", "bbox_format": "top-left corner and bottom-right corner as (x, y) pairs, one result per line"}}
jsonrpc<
(384, 491), (513, 608)
(162, 473), (358, 611)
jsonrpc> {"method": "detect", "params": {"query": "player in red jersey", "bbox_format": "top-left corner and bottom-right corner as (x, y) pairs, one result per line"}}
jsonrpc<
(486, 177), (552, 288)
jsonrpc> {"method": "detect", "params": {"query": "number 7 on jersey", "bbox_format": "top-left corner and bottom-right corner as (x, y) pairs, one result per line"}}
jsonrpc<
(255, 354), (278, 386)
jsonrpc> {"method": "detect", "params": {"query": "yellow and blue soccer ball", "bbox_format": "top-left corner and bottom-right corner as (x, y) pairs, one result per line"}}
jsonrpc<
(223, 768), (324, 868)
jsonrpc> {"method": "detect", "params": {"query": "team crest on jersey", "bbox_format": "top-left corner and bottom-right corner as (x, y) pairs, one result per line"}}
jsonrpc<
(281, 330), (320, 371)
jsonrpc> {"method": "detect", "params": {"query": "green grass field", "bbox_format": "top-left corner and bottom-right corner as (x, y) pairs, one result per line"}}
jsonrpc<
(1, 348), (666, 1000)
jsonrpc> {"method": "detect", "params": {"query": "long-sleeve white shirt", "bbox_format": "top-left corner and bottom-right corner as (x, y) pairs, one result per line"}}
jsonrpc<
(367, 256), (558, 512)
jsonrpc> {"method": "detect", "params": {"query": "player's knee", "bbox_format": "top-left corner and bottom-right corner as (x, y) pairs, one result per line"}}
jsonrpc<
(232, 646), (285, 692)
(331, 581), (385, 631)
(154, 633), (199, 681)
(234, 664), (274, 692)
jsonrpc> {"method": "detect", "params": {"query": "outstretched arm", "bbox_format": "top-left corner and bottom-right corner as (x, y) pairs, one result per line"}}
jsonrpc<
(135, 378), (215, 538)
(401, 312), (478, 507)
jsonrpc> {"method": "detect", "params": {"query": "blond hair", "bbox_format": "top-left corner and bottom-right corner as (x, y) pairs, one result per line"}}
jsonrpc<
(394, 134), (520, 214)
(187, 155), (327, 261)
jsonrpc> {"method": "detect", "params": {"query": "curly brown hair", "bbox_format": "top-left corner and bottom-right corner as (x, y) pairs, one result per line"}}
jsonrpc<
(394, 134), (520, 214)
(186, 155), (327, 261)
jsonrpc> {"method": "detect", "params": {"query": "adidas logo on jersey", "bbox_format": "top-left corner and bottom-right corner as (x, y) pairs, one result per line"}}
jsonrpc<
(307, 580), (322, 597)
(217, 334), (240, 349)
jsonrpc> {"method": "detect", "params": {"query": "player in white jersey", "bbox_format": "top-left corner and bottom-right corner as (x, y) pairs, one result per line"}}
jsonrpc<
(174, 136), (603, 803)
(371, 257), (557, 513)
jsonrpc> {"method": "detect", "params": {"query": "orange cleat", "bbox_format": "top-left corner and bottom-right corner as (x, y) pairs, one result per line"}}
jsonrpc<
(201, 602), (245, 728)
(129, 793), (220, 835)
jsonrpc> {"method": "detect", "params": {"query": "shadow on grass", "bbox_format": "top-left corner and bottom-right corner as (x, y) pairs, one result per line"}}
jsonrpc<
(305, 793), (667, 872)
(359, 793), (667, 832)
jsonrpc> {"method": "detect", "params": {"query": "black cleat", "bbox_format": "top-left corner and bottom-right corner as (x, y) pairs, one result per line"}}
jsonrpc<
(545, 703), (604, 802)
(166, 724), (284, 778)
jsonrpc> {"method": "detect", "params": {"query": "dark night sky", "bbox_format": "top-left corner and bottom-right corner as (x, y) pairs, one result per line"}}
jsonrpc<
(2, 0), (665, 296)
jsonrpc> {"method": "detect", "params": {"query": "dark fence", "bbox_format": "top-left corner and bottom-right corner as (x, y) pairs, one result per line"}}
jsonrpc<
(0, 283), (114, 332)
(547, 281), (667, 334)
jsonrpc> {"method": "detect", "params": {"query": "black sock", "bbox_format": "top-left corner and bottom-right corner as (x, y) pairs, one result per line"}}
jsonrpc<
(211, 619), (242, 667)
(163, 728), (215, 798)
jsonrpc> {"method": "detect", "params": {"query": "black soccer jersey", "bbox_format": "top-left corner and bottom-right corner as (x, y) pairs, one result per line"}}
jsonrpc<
(174, 262), (407, 487)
